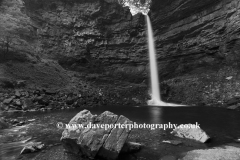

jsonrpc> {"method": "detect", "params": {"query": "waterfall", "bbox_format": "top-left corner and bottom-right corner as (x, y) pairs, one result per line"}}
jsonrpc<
(146, 15), (183, 106)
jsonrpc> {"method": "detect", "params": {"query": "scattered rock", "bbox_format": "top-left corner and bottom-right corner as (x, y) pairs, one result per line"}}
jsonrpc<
(3, 98), (13, 104)
(15, 99), (22, 106)
(15, 121), (26, 126)
(61, 110), (132, 160)
(37, 96), (50, 106)
(15, 80), (26, 88)
(66, 97), (76, 105)
(10, 119), (20, 125)
(15, 90), (22, 97)
(227, 104), (240, 110)
(28, 119), (36, 122)
(44, 89), (57, 95)
(132, 98), (141, 104)
(226, 76), (233, 80)
(162, 140), (182, 145)
(121, 142), (142, 153)
(20, 142), (44, 154)
(171, 124), (210, 143)
(227, 97), (240, 106)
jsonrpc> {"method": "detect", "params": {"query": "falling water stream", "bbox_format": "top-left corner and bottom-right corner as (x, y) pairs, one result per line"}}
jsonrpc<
(146, 15), (183, 106)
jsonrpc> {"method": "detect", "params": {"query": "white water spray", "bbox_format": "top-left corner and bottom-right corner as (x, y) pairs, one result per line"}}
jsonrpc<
(146, 15), (183, 106)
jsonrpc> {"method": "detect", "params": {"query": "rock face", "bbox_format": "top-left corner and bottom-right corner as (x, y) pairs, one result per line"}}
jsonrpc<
(19, 0), (240, 77)
(2, 0), (240, 105)
(61, 109), (133, 160)
(171, 124), (210, 143)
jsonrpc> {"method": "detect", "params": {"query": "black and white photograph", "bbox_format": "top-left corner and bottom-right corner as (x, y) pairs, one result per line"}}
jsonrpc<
(0, 0), (240, 159)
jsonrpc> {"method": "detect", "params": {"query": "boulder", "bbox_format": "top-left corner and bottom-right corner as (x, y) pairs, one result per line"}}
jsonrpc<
(15, 90), (22, 97)
(227, 97), (240, 106)
(61, 110), (133, 160)
(181, 145), (240, 160)
(20, 142), (44, 154)
(227, 104), (240, 110)
(97, 115), (133, 160)
(171, 124), (210, 143)
(3, 98), (13, 104)
(15, 99), (22, 106)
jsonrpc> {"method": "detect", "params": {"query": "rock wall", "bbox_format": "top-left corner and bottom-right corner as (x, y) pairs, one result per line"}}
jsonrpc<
(20, 0), (240, 79)
(2, 0), (240, 105)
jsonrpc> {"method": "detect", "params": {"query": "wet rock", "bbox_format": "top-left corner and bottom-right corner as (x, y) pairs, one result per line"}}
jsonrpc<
(121, 142), (142, 153)
(227, 104), (240, 110)
(10, 119), (20, 125)
(171, 124), (210, 143)
(22, 98), (34, 110)
(21, 91), (30, 97)
(15, 80), (26, 88)
(15, 90), (22, 97)
(15, 99), (22, 106)
(227, 97), (240, 106)
(20, 142), (44, 154)
(181, 145), (240, 160)
(98, 115), (133, 160)
(61, 110), (132, 160)
(61, 110), (117, 158)
(44, 89), (57, 95)
(132, 98), (141, 104)
(15, 121), (26, 126)
(226, 76), (233, 80)
(1, 103), (9, 111)
(28, 119), (36, 122)
(3, 97), (13, 104)
(0, 117), (9, 129)
(162, 140), (183, 145)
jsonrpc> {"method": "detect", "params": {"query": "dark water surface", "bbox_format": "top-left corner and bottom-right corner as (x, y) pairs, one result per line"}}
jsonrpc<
(1, 106), (240, 160)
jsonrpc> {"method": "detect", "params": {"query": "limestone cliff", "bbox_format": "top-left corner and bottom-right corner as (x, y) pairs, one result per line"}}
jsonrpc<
(20, 0), (240, 77)
(1, 0), (240, 105)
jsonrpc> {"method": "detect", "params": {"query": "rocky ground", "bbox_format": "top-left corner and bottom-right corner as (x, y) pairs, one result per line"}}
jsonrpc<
(2, 55), (240, 113)
(0, 55), (149, 114)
